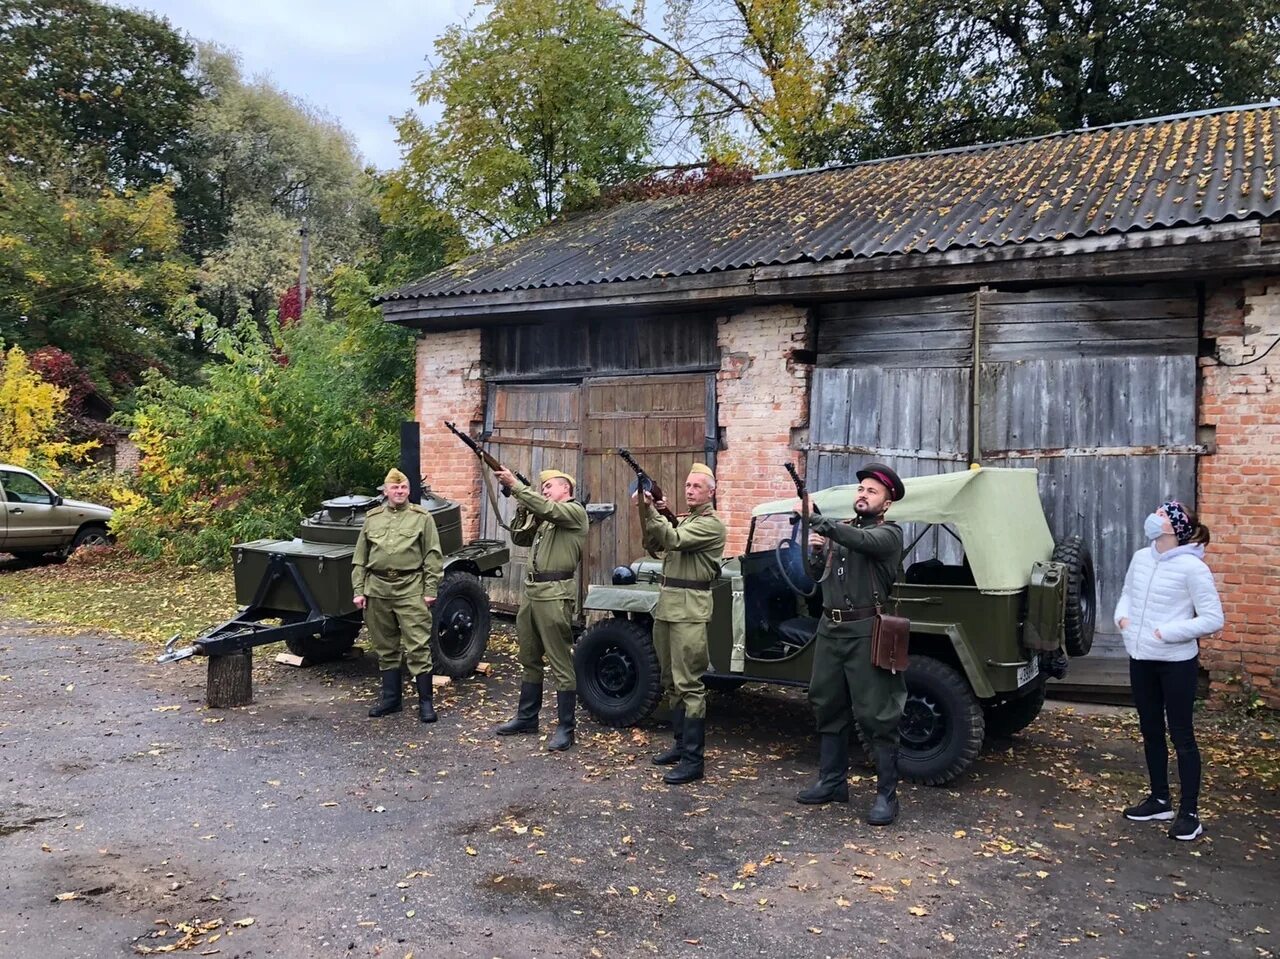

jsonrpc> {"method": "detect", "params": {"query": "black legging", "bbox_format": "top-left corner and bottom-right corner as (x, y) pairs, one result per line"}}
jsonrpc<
(1129, 656), (1201, 813)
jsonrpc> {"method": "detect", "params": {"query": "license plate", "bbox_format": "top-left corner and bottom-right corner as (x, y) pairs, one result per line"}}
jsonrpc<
(1016, 658), (1040, 687)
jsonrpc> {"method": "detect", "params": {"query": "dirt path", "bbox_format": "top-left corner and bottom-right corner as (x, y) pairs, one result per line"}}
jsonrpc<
(1, 623), (1276, 959)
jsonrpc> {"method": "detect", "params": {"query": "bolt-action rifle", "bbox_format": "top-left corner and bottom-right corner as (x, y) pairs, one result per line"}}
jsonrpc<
(778, 461), (826, 596)
(617, 448), (679, 526)
(444, 421), (529, 498)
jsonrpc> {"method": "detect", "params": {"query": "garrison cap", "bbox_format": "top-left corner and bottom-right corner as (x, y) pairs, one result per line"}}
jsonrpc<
(856, 462), (905, 501)
(688, 463), (715, 479)
(538, 468), (575, 491)
(384, 467), (409, 485)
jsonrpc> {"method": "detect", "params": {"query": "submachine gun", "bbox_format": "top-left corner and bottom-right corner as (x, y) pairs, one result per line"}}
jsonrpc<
(444, 421), (529, 497)
(617, 447), (679, 527)
(775, 462), (828, 597)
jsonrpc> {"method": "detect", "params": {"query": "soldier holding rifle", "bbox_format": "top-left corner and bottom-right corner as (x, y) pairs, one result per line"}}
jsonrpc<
(491, 466), (589, 750)
(632, 461), (726, 785)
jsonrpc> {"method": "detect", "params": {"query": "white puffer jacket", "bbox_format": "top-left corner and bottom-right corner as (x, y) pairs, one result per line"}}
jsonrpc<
(1113, 543), (1224, 662)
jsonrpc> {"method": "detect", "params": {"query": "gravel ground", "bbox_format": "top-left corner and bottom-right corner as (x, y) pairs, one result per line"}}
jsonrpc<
(1, 621), (1277, 959)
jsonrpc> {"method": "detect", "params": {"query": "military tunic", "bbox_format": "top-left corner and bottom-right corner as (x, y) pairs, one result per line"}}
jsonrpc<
(641, 501), (726, 719)
(509, 482), (589, 690)
(352, 502), (443, 676)
(808, 514), (905, 748)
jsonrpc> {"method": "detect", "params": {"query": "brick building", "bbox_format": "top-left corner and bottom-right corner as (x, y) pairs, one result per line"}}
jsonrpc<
(379, 105), (1280, 704)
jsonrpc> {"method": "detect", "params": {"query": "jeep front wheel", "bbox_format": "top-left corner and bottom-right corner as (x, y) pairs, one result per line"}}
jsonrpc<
(860, 656), (984, 786)
(575, 619), (661, 727)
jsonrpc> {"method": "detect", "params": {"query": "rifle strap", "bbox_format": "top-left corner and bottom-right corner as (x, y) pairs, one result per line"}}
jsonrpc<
(476, 458), (521, 533)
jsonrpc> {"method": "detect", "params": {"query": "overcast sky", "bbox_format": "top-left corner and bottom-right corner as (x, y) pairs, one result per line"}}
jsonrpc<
(111, 0), (476, 170)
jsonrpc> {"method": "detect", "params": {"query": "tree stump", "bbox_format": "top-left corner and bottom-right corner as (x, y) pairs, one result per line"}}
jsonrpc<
(207, 649), (253, 708)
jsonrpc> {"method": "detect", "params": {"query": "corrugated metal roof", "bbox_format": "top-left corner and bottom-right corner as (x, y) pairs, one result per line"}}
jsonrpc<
(380, 104), (1280, 304)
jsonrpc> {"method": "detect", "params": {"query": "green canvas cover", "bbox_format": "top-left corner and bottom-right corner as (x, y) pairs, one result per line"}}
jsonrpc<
(751, 467), (1053, 593)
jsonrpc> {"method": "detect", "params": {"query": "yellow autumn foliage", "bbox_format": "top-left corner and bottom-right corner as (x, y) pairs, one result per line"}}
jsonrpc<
(0, 345), (97, 478)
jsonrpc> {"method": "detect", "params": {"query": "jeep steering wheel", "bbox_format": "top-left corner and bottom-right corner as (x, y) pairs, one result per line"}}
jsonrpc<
(775, 519), (821, 597)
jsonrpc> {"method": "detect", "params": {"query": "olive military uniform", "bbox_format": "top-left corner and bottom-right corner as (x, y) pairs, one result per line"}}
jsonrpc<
(807, 514), (906, 747)
(352, 502), (443, 676)
(509, 481), (589, 691)
(641, 500), (726, 721)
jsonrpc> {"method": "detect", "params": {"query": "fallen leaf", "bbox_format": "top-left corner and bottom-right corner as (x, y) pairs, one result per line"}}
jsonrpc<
(231, 917), (254, 927)
(54, 892), (79, 902)
(908, 906), (929, 917)
(465, 846), (477, 856)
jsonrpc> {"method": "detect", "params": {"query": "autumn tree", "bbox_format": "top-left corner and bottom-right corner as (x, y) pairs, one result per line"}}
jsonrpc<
(0, 345), (97, 477)
(0, 0), (198, 188)
(626, 0), (867, 170)
(855, 0), (1280, 157)
(395, 0), (660, 241)
(176, 45), (375, 329)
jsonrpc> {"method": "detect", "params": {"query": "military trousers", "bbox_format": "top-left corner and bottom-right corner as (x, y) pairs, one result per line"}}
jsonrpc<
(516, 598), (577, 690)
(808, 620), (906, 749)
(365, 591), (434, 677)
(653, 619), (709, 719)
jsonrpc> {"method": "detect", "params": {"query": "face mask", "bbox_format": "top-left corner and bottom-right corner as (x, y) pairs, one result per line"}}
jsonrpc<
(1143, 513), (1167, 541)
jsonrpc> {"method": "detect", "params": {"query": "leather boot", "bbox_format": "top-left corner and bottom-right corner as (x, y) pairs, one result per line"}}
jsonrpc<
(496, 682), (542, 735)
(547, 690), (576, 751)
(415, 671), (437, 724)
(664, 716), (705, 785)
(368, 669), (403, 717)
(866, 745), (900, 825)
(651, 706), (685, 766)
(796, 733), (850, 804)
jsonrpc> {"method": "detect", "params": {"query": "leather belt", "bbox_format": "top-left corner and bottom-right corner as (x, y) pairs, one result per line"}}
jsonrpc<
(530, 570), (574, 583)
(824, 605), (877, 623)
(370, 568), (417, 581)
(661, 575), (712, 591)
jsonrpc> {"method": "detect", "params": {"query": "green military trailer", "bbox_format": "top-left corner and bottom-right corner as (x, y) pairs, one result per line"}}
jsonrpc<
(160, 489), (509, 677)
(573, 467), (1095, 785)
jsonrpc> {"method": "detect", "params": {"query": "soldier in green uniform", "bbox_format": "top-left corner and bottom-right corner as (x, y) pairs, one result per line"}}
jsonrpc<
(352, 468), (444, 723)
(492, 467), (589, 751)
(635, 463), (726, 785)
(796, 462), (907, 825)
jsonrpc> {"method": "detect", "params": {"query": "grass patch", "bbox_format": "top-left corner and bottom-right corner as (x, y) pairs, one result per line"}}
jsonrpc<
(0, 548), (237, 646)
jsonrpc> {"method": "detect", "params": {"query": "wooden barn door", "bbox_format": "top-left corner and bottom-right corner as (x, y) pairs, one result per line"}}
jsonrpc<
(479, 383), (581, 610)
(581, 374), (716, 588)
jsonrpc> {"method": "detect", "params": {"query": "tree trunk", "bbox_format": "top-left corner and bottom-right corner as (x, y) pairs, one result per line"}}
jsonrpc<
(206, 649), (253, 708)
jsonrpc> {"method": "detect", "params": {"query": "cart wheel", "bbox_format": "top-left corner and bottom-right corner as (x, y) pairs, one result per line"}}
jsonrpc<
(431, 572), (491, 678)
(283, 614), (361, 663)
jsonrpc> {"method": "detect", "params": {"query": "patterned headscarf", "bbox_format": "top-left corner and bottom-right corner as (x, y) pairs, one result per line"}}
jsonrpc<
(1160, 500), (1194, 545)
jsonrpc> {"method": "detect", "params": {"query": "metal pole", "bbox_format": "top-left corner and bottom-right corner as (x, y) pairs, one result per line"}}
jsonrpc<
(298, 218), (310, 315)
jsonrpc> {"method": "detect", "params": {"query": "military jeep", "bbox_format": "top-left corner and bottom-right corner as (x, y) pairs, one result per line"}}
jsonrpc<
(573, 467), (1095, 785)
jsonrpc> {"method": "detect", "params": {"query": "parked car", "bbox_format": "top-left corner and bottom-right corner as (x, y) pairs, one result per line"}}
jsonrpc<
(573, 467), (1095, 786)
(0, 464), (113, 561)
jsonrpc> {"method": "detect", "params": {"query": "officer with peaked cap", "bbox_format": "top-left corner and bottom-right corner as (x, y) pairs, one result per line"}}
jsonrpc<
(352, 468), (444, 723)
(634, 462), (726, 785)
(492, 466), (589, 750)
(797, 462), (907, 825)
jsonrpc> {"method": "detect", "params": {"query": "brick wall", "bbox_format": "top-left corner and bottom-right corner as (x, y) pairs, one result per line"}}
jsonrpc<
(415, 329), (485, 540)
(1198, 278), (1280, 705)
(715, 305), (813, 555)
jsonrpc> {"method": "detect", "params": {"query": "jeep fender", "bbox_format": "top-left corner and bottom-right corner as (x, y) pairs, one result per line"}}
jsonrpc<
(909, 622), (995, 699)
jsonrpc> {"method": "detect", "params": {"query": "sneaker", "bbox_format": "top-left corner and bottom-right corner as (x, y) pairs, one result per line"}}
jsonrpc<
(1123, 796), (1175, 821)
(1168, 812), (1203, 841)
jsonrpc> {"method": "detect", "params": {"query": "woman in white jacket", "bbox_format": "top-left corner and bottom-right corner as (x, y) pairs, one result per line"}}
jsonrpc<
(1114, 500), (1223, 841)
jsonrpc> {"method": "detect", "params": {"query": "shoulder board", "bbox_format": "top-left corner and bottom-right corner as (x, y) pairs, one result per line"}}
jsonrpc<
(409, 504), (428, 514)
(366, 506), (385, 516)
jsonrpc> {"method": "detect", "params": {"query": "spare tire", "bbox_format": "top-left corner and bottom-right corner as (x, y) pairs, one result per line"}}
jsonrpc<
(1052, 535), (1096, 658)
(431, 572), (491, 677)
(575, 619), (661, 727)
(283, 613), (361, 663)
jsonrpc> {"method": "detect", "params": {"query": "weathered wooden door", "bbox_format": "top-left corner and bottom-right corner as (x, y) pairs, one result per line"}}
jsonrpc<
(478, 383), (581, 610)
(809, 294), (974, 566)
(809, 284), (1201, 634)
(581, 374), (716, 588)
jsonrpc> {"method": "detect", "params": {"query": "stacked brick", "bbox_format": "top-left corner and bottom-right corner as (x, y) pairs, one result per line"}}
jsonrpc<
(1199, 278), (1280, 705)
(415, 330), (485, 540)
(714, 305), (813, 556)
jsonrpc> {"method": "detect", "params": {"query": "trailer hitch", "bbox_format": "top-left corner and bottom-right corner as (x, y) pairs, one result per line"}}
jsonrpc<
(158, 632), (199, 664)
